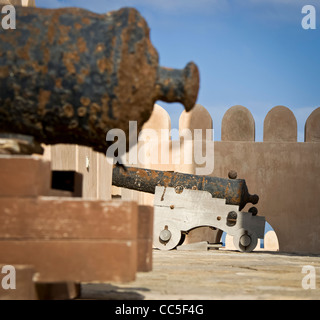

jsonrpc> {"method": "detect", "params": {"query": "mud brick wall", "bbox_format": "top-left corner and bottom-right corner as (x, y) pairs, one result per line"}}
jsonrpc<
(216, 105), (320, 254)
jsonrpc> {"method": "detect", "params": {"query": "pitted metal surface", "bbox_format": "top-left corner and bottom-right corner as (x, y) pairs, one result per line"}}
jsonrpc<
(112, 165), (259, 210)
(0, 6), (199, 153)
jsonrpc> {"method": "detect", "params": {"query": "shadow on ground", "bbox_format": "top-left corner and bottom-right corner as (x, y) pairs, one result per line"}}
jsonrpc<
(80, 283), (149, 300)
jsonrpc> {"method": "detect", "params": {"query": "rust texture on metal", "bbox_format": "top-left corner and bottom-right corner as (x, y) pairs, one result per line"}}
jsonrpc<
(0, 6), (199, 153)
(112, 166), (259, 210)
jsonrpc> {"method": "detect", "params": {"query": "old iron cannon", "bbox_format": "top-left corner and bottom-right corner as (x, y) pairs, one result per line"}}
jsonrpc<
(0, 6), (199, 153)
(112, 165), (259, 211)
(112, 166), (265, 252)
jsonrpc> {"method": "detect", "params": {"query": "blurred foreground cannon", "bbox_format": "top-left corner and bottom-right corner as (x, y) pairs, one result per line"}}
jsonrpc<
(0, 6), (199, 153)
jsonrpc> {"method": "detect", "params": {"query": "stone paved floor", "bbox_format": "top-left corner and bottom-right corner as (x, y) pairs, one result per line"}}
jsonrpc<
(81, 249), (320, 300)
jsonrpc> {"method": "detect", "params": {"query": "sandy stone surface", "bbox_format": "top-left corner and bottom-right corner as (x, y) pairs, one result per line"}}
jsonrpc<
(81, 249), (320, 300)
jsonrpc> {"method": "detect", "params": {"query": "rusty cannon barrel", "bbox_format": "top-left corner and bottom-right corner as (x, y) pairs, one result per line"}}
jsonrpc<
(112, 166), (259, 211)
(0, 6), (199, 153)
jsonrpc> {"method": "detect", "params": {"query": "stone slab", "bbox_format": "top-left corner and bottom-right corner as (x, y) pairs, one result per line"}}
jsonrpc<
(0, 156), (51, 197)
(0, 241), (137, 283)
(0, 198), (138, 240)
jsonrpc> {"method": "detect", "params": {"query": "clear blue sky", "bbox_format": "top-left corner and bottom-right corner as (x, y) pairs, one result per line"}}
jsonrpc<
(36, 0), (320, 141)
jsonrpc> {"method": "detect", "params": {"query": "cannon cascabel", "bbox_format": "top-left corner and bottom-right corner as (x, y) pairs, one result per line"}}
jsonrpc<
(0, 6), (200, 153)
